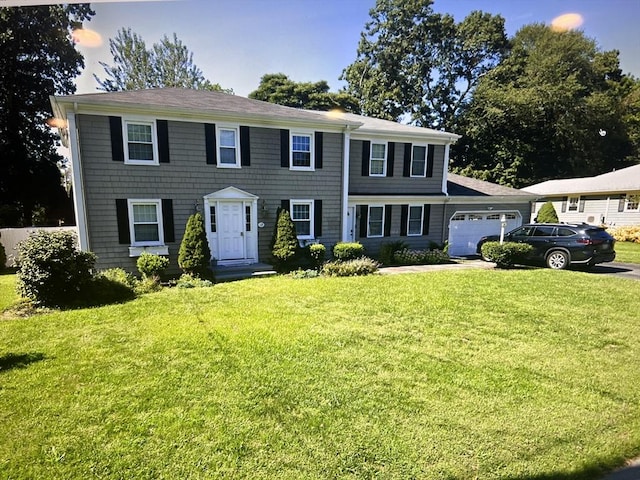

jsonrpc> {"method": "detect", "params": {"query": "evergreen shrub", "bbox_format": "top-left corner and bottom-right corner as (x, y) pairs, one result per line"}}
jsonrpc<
(136, 252), (169, 280)
(308, 243), (326, 270)
(271, 209), (299, 272)
(379, 240), (408, 265)
(178, 212), (213, 279)
(480, 241), (534, 268)
(536, 201), (559, 223)
(332, 242), (365, 261)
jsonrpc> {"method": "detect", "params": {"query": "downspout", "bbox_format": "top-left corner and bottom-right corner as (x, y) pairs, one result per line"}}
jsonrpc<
(341, 126), (353, 242)
(67, 109), (90, 251)
(442, 143), (450, 195)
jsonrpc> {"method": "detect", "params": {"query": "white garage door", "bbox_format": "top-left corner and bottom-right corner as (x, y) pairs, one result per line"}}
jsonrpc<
(448, 212), (521, 256)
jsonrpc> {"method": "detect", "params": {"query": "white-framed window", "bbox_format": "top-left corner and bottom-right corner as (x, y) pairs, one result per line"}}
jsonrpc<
(411, 144), (427, 177)
(625, 194), (640, 211)
(368, 205), (384, 238)
(290, 132), (314, 170)
(370, 142), (387, 176)
(568, 196), (580, 211)
(290, 199), (314, 239)
(128, 199), (163, 246)
(407, 205), (423, 236)
(123, 119), (158, 165)
(217, 126), (240, 167)
(209, 205), (217, 233)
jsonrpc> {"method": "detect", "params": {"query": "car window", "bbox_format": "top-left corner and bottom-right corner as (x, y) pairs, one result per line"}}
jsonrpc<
(557, 228), (577, 237)
(510, 226), (535, 238)
(533, 226), (555, 236)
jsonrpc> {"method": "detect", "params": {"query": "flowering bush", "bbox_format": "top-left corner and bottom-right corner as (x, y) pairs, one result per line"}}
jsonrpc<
(608, 225), (640, 244)
(392, 248), (450, 265)
(321, 257), (380, 277)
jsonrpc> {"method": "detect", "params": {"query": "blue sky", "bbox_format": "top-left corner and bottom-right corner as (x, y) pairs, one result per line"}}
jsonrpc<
(74, 0), (640, 96)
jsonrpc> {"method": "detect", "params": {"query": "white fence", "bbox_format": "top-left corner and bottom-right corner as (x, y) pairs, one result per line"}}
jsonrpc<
(0, 226), (78, 267)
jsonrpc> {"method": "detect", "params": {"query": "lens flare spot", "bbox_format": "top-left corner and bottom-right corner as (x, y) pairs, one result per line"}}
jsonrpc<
(47, 118), (67, 129)
(551, 13), (584, 32)
(71, 28), (102, 47)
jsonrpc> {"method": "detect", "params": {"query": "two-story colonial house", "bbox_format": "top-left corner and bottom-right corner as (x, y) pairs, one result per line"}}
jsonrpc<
(50, 88), (533, 272)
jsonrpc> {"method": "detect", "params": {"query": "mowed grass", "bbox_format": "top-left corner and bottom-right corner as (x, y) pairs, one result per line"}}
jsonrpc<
(1, 270), (639, 479)
(615, 241), (640, 264)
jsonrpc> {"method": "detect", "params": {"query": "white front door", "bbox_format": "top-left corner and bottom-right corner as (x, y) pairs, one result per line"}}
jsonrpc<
(218, 202), (245, 260)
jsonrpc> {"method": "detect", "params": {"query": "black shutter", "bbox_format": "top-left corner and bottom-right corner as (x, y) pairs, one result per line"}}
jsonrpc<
(115, 199), (129, 244)
(162, 199), (174, 243)
(579, 198), (586, 213)
(281, 199), (291, 212)
(618, 194), (626, 212)
(157, 120), (170, 163)
(384, 205), (392, 237)
(240, 126), (251, 166)
(314, 200), (322, 237)
(387, 142), (395, 177)
(359, 205), (368, 239)
(400, 204), (408, 236)
(315, 132), (323, 169)
(280, 129), (289, 167)
(422, 204), (431, 235)
(426, 144), (435, 177)
(561, 196), (567, 213)
(204, 123), (216, 165)
(403, 143), (412, 177)
(361, 140), (370, 176)
(110, 116), (124, 162)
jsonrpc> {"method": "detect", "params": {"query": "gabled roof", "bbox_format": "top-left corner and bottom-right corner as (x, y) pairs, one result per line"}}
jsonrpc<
(523, 164), (640, 196)
(447, 173), (534, 198)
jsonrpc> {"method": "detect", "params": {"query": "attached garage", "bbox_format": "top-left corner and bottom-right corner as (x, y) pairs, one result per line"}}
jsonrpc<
(447, 211), (522, 256)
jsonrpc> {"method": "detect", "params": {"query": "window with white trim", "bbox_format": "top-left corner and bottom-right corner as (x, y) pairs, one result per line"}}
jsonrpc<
(217, 126), (240, 167)
(407, 205), (423, 236)
(411, 145), (427, 177)
(290, 199), (314, 239)
(368, 206), (384, 238)
(568, 196), (579, 211)
(128, 200), (163, 246)
(370, 142), (387, 176)
(124, 120), (158, 165)
(290, 133), (313, 170)
(625, 194), (640, 211)
(209, 205), (217, 233)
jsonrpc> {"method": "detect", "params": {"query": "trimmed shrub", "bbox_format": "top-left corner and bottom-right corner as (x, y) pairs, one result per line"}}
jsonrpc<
(175, 273), (213, 288)
(608, 225), (640, 243)
(289, 269), (320, 279)
(481, 241), (534, 268)
(136, 252), (169, 280)
(271, 209), (299, 272)
(321, 257), (380, 277)
(379, 240), (408, 265)
(178, 212), (213, 279)
(15, 230), (96, 307)
(536, 201), (559, 223)
(332, 242), (365, 261)
(393, 248), (450, 265)
(308, 243), (326, 270)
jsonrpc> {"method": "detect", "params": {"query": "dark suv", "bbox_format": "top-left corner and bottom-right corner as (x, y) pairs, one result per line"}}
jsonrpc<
(476, 223), (616, 269)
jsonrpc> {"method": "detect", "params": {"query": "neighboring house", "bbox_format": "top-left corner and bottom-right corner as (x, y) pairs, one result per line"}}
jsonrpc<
(523, 164), (640, 227)
(50, 88), (533, 272)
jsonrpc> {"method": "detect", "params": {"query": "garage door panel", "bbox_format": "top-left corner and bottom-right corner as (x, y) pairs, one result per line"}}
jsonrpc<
(448, 212), (520, 256)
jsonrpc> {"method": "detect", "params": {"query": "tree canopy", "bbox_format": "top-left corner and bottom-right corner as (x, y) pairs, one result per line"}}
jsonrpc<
(249, 73), (359, 112)
(0, 4), (94, 226)
(342, 0), (508, 130)
(452, 24), (636, 187)
(95, 29), (230, 92)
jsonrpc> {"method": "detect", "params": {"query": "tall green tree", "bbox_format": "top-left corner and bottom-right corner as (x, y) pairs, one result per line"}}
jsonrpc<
(249, 73), (359, 112)
(95, 29), (230, 92)
(342, 0), (508, 129)
(453, 24), (635, 187)
(0, 4), (94, 226)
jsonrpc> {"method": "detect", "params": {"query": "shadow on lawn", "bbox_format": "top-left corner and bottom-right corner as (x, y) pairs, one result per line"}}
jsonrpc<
(0, 352), (46, 373)
(503, 461), (640, 480)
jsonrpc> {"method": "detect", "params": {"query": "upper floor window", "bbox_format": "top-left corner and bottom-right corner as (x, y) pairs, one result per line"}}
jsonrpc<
(625, 194), (640, 211)
(124, 120), (158, 165)
(128, 199), (163, 246)
(290, 132), (314, 170)
(368, 205), (385, 238)
(218, 126), (240, 167)
(370, 143), (387, 176)
(290, 199), (314, 239)
(407, 205), (423, 236)
(411, 145), (427, 177)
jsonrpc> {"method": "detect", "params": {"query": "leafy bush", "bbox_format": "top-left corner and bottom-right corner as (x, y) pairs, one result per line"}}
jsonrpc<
(481, 241), (534, 268)
(175, 273), (213, 288)
(393, 248), (450, 265)
(608, 225), (640, 243)
(379, 240), (408, 265)
(178, 212), (213, 279)
(536, 201), (559, 223)
(136, 252), (169, 280)
(89, 269), (137, 304)
(308, 243), (326, 270)
(321, 257), (380, 277)
(332, 242), (365, 261)
(15, 230), (96, 307)
(271, 209), (299, 272)
(98, 268), (137, 289)
(289, 269), (320, 279)
(135, 276), (163, 295)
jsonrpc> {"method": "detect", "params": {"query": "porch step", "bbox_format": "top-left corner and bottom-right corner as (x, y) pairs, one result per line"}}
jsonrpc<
(213, 262), (277, 283)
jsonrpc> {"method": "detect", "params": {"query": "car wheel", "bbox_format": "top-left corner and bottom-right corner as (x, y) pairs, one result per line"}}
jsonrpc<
(546, 250), (569, 270)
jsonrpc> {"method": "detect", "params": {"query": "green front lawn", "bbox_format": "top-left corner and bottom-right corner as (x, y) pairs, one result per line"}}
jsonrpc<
(615, 241), (640, 264)
(1, 271), (639, 479)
